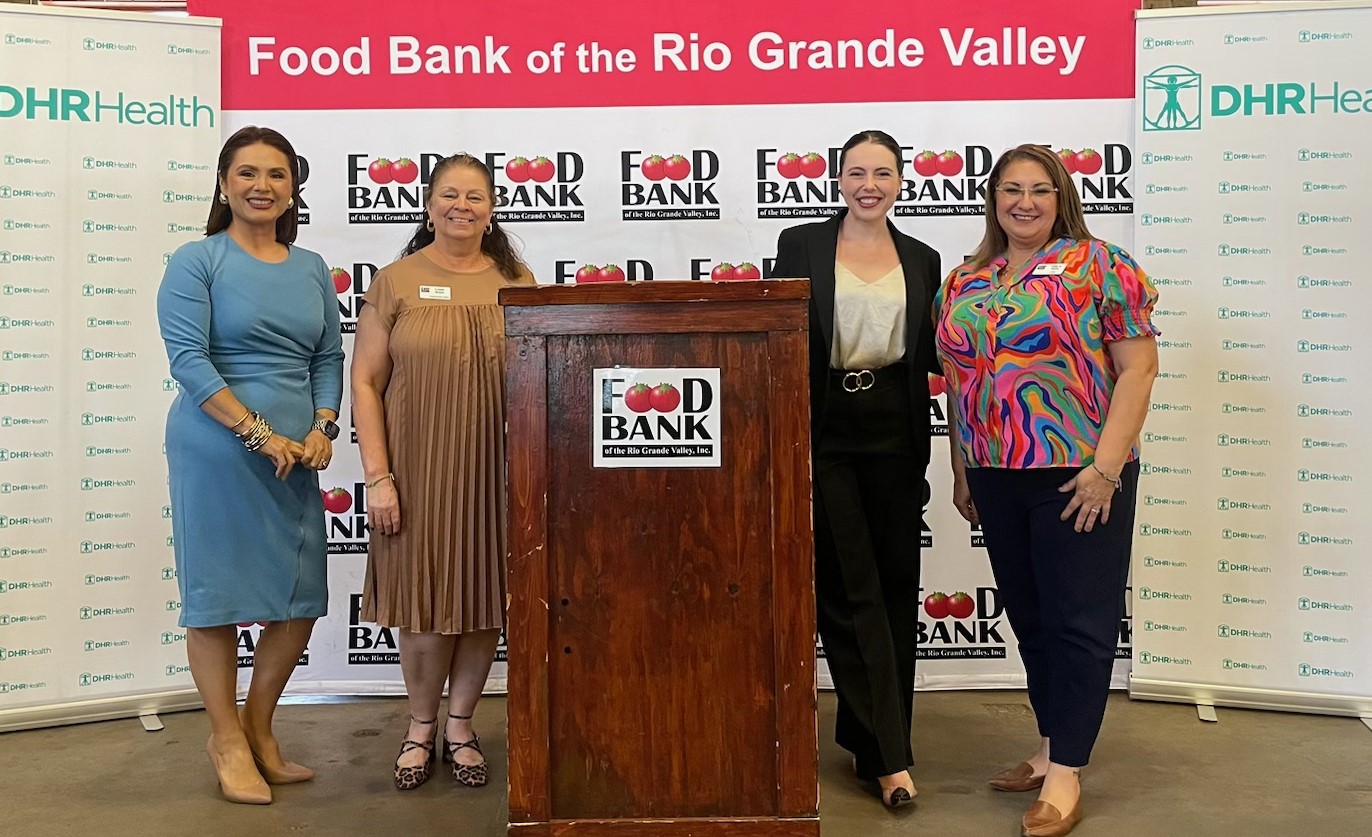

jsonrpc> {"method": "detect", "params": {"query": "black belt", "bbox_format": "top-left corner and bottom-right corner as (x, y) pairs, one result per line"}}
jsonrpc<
(827, 362), (907, 392)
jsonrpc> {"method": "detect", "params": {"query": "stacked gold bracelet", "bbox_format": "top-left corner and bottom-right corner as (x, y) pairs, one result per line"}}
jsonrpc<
(235, 411), (274, 451)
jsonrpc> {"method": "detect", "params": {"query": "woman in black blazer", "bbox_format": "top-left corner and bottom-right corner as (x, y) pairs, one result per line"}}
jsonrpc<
(771, 129), (940, 809)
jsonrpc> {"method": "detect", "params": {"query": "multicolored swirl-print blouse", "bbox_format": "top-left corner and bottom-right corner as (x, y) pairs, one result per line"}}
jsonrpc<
(934, 237), (1160, 469)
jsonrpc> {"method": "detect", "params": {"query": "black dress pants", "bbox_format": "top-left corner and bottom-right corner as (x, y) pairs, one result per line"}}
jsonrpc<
(813, 365), (924, 779)
(964, 462), (1140, 767)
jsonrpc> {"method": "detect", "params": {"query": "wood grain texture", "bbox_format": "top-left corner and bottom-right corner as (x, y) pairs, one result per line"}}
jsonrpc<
(502, 283), (817, 832)
(505, 334), (551, 823)
(510, 819), (821, 836)
(499, 280), (809, 308)
(767, 330), (819, 817)
(505, 301), (807, 337)
(547, 333), (775, 819)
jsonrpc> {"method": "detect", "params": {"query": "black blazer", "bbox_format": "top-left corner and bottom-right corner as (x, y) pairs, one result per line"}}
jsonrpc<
(771, 208), (941, 464)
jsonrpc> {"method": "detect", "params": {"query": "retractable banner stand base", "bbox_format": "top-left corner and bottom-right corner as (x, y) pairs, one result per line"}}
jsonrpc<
(0, 6), (220, 733)
(1131, 1), (1372, 719)
(188, 0), (1144, 698)
(1131, 679), (1372, 719)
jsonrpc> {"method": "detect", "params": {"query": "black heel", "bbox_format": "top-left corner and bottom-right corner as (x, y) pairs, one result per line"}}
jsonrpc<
(883, 786), (914, 808)
(393, 716), (437, 790)
(879, 771), (917, 809)
(443, 712), (488, 787)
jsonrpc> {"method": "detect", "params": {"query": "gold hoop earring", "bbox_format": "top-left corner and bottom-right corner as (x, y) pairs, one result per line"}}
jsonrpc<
(287, 197), (294, 208)
(426, 218), (435, 232)
(217, 194), (227, 204)
(485, 223), (493, 236)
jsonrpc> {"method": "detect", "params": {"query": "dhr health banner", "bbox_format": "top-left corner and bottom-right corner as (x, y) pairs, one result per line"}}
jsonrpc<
(1131, 1), (1372, 717)
(191, 0), (1142, 695)
(0, 6), (220, 731)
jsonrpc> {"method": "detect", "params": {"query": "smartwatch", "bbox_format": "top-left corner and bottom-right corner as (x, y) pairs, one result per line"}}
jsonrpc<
(312, 417), (340, 440)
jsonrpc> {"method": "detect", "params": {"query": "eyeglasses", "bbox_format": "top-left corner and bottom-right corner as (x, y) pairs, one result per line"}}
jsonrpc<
(996, 185), (1058, 200)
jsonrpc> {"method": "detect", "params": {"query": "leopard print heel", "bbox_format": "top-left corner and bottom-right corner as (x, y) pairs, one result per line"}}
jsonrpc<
(393, 717), (437, 791)
(443, 712), (488, 787)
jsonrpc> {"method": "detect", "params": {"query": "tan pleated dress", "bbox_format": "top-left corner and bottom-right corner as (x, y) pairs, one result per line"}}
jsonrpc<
(360, 250), (534, 634)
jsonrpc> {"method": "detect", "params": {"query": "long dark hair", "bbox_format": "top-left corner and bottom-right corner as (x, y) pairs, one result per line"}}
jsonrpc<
(205, 126), (300, 244)
(968, 144), (1093, 270)
(400, 154), (526, 281)
(838, 129), (904, 177)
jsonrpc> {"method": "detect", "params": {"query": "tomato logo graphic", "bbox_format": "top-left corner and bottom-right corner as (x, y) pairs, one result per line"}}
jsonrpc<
(663, 154), (691, 181)
(798, 152), (826, 179)
(506, 156), (531, 183)
(923, 592), (950, 619)
(912, 150), (939, 178)
(928, 374), (946, 398)
(329, 267), (351, 295)
(321, 487), (352, 515)
(624, 383), (653, 413)
(390, 158), (418, 185)
(709, 262), (761, 281)
(946, 591), (975, 619)
(776, 152), (802, 180)
(732, 262), (761, 281)
(1056, 148), (1078, 175)
(935, 150), (964, 177)
(528, 156), (556, 183)
(367, 158), (394, 185)
(1073, 148), (1102, 176)
(649, 383), (681, 412)
(573, 264), (626, 283)
(640, 154), (667, 182)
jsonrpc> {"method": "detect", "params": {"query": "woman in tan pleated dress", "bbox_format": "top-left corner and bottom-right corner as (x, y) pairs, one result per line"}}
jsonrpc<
(351, 153), (534, 790)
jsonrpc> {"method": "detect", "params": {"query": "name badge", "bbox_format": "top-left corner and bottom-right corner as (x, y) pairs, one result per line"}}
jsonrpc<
(418, 285), (451, 300)
(1032, 263), (1066, 276)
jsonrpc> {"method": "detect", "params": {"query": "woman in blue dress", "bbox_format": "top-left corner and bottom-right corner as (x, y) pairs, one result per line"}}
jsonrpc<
(157, 126), (344, 805)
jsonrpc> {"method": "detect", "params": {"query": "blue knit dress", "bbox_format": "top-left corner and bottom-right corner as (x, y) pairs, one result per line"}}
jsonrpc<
(157, 231), (344, 628)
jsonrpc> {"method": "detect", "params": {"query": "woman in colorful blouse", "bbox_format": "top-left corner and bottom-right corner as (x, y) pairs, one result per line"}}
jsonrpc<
(934, 144), (1159, 837)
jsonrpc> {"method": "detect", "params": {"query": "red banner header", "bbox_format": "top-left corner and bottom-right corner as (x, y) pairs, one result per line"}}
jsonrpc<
(191, 0), (1140, 111)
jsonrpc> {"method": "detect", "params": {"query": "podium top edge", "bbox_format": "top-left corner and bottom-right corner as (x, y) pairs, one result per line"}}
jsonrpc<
(499, 279), (810, 307)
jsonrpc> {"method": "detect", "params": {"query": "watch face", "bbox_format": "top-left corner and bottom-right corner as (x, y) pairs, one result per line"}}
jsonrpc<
(317, 419), (340, 440)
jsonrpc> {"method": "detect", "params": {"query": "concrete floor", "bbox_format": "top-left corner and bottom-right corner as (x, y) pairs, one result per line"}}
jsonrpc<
(4, 691), (1369, 836)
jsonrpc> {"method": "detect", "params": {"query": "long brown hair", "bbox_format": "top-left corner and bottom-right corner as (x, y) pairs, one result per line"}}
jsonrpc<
(967, 144), (1093, 270)
(400, 154), (526, 281)
(205, 126), (300, 244)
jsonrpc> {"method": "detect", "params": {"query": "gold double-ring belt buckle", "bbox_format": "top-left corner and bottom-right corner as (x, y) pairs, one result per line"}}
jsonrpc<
(842, 370), (876, 392)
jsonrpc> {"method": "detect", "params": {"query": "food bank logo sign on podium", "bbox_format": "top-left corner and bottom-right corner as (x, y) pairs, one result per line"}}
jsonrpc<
(593, 368), (721, 469)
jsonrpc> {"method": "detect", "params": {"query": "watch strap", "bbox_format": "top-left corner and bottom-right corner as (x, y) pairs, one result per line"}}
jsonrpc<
(313, 417), (340, 440)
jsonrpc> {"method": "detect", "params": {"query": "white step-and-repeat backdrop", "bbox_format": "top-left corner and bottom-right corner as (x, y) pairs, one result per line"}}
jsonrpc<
(1131, 1), (1371, 717)
(0, 5), (219, 730)
(5, 0), (1150, 730)
(190, 0), (1142, 695)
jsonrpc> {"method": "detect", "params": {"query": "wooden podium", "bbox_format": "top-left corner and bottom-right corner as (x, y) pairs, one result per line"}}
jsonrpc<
(500, 281), (819, 836)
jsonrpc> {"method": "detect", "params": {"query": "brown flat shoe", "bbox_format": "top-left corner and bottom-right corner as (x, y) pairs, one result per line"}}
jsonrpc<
(989, 761), (1045, 792)
(1022, 799), (1083, 837)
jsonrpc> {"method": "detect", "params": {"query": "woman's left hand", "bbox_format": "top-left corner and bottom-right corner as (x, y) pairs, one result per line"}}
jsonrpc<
(300, 430), (333, 471)
(1058, 465), (1117, 533)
